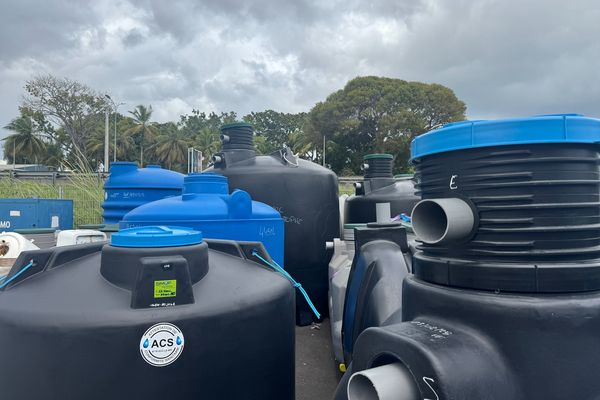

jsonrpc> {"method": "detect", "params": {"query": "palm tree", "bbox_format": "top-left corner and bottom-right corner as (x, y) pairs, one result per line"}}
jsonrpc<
(153, 123), (189, 170)
(87, 127), (137, 164)
(3, 116), (47, 164)
(194, 128), (220, 168)
(126, 105), (158, 166)
(286, 130), (312, 157)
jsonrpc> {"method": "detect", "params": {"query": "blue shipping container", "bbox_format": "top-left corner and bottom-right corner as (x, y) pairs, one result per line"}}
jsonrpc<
(0, 199), (73, 231)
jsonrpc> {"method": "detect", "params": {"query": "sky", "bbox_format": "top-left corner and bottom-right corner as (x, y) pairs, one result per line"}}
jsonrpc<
(1, 0), (600, 150)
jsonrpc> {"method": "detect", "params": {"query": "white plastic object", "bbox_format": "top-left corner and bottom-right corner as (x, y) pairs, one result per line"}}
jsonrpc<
(56, 230), (107, 247)
(375, 202), (391, 223)
(328, 237), (356, 362)
(347, 363), (419, 400)
(339, 194), (349, 237)
(0, 232), (39, 258)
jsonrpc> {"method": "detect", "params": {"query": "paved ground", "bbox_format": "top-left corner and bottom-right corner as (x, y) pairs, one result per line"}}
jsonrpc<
(296, 319), (341, 400)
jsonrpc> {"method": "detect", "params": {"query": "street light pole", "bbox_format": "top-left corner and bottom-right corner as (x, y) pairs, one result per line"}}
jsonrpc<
(105, 95), (125, 164)
(104, 107), (109, 173)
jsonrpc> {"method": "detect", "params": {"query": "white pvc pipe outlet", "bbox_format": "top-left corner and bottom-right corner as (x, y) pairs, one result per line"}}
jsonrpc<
(376, 203), (391, 223)
(347, 363), (419, 400)
(411, 198), (475, 244)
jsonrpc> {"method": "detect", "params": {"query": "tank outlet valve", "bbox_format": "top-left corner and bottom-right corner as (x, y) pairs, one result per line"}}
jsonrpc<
(220, 134), (230, 144)
(212, 155), (223, 164)
(347, 363), (419, 400)
(411, 198), (475, 244)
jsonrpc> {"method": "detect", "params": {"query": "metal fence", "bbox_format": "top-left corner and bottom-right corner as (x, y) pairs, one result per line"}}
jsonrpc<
(0, 174), (104, 227)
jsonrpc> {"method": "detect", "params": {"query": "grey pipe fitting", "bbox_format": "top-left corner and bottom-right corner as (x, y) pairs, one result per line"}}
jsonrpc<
(411, 198), (475, 244)
(347, 363), (419, 400)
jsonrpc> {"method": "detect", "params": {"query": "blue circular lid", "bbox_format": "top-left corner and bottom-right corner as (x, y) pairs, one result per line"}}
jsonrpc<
(111, 226), (203, 248)
(411, 114), (600, 160)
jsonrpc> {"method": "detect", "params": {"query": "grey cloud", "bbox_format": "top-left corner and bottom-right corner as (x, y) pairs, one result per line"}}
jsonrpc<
(2, 0), (600, 155)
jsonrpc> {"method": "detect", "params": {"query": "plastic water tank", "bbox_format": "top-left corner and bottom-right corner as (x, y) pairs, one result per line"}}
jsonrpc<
(345, 154), (419, 224)
(120, 173), (284, 266)
(210, 122), (340, 325)
(335, 115), (600, 400)
(102, 162), (184, 224)
(327, 223), (365, 363)
(0, 226), (295, 399)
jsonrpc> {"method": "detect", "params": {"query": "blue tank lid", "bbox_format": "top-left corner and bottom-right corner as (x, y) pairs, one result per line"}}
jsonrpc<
(411, 114), (600, 160)
(111, 226), (203, 248)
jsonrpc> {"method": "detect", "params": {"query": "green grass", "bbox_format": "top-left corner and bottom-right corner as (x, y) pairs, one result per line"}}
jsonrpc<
(0, 177), (104, 227)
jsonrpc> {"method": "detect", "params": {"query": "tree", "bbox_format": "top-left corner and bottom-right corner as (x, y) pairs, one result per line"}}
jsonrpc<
(179, 110), (237, 136)
(126, 105), (158, 166)
(193, 128), (220, 168)
(243, 110), (307, 149)
(22, 75), (108, 158)
(153, 122), (189, 171)
(85, 115), (138, 165)
(305, 76), (466, 173)
(3, 114), (47, 164)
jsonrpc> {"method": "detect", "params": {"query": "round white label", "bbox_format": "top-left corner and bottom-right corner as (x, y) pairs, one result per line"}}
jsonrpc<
(139, 323), (185, 367)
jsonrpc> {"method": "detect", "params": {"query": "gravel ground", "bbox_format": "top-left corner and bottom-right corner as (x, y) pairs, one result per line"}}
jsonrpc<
(296, 319), (342, 400)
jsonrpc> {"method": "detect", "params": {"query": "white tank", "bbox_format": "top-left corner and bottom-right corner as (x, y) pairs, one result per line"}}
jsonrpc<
(56, 230), (107, 247)
(327, 223), (365, 363)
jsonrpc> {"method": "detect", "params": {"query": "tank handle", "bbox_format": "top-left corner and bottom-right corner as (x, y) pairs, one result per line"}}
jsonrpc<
(272, 146), (299, 167)
(0, 259), (35, 289)
(251, 250), (321, 320)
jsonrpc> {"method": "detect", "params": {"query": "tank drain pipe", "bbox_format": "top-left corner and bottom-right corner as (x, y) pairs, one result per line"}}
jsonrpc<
(251, 250), (321, 320)
(347, 363), (419, 400)
(411, 198), (475, 244)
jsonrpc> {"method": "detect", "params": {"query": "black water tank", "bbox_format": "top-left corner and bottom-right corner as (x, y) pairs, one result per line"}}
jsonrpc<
(335, 114), (600, 400)
(345, 154), (418, 224)
(0, 226), (295, 400)
(411, 115), (600, 292)
(210, 122), (340, 325)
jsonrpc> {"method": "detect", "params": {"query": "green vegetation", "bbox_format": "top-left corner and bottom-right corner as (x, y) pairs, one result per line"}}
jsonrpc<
(5, 74), (467, 175)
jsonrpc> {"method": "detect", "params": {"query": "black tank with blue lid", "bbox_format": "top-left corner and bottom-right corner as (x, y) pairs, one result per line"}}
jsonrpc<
(410, 113), (600, 291)
(0, 225), (295, 399)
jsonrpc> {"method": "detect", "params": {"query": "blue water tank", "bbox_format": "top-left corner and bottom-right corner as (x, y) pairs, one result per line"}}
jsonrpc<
(120, 173), (285, 265)
(102, 162), (185, 224)
(0, 198), (73, 231)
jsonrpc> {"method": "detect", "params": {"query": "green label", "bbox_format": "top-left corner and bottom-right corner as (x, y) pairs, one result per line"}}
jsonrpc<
(154, 280), (177, 298)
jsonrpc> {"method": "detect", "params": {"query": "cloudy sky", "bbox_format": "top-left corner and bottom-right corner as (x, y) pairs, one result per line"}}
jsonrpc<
(1, 0), (600, 146)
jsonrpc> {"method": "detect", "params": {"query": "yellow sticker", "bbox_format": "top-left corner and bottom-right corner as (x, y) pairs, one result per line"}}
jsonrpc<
(154, 280), (177, 298)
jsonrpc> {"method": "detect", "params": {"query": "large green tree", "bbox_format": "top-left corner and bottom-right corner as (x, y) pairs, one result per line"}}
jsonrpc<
(305, 76), (467, 173)
(243, 110), (307, 150)
(22, 75), (108, 158)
